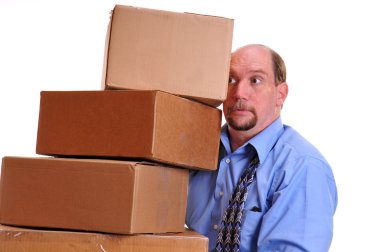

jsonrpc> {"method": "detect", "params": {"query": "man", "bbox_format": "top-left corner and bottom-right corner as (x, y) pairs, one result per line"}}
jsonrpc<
(186, 44), (338, 252)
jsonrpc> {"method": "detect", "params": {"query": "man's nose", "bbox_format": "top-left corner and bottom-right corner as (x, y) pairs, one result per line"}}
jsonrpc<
(231, 80), (250, 100)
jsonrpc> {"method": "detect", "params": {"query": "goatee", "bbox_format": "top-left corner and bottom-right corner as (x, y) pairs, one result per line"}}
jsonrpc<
(226, 100), (257, 131)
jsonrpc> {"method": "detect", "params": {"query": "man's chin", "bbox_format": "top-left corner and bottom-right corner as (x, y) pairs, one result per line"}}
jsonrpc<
(227, 118), (256, 131)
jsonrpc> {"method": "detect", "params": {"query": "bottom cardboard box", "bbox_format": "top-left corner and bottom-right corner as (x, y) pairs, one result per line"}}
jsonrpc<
(0, 224), (208, 252)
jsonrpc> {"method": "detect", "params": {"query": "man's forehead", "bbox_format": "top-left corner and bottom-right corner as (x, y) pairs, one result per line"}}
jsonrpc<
(231, 46), (272, 68)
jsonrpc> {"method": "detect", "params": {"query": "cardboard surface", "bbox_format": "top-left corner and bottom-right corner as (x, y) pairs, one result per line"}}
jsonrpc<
(103, 4), (234, 107)
(0, 224), (208, 252)
(36, 90), (221, 171)
(0, 156), (188, 234)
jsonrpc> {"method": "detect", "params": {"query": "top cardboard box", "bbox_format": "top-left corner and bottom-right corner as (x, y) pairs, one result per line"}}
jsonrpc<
(102, 5), (234, 107)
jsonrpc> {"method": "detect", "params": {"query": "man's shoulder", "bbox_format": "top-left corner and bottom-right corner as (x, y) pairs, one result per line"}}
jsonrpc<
(277, 125), (328, 163)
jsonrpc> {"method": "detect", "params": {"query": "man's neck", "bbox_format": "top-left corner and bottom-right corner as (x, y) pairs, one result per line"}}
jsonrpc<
(228, 127), (257, 152)
(227, 116), (280, 152)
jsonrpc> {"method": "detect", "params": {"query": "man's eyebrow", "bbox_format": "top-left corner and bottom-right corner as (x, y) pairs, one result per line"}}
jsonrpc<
(247, 69), (268, 76)
(229, 69), (268, 76)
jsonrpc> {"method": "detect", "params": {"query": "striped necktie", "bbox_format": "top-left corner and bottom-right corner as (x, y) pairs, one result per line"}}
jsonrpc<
(215, 152), (260, 252)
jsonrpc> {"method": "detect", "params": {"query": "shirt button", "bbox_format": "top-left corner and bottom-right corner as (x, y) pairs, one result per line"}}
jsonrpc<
(225, 158), (231, 164)
(213, 224), (219, 230)
(219, 191), (224, 197)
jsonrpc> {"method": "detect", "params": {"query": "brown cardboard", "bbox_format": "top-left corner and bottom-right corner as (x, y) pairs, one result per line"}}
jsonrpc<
(103, 4), (234, 107)
(36, 90), (221, 171)
(0, 156), (188, 234)
(0, 224), (208, 252)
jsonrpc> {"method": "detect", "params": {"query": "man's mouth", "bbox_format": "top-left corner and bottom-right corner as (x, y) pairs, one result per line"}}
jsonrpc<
(229, 106), (252, 116)
(231, 109), (250, 114)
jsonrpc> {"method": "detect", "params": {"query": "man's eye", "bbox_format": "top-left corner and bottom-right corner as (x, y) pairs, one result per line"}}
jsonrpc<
(250, 78), (261, 85)
(229, 77), (237, 85)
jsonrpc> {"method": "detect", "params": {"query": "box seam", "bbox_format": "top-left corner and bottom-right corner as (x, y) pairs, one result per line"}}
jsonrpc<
(151, 91), (158, 159)
(130, 165), (139, 233)
(102, 7), (115, 89)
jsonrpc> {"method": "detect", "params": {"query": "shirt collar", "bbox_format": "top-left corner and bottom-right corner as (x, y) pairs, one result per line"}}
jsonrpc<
(221, 117), (285, 163)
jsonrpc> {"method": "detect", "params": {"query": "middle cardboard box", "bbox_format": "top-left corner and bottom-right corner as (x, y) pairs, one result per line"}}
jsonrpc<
(36, 90), (221, 171)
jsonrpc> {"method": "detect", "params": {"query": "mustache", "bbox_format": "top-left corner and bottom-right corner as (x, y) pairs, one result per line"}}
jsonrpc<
(228, 100), (254, 112)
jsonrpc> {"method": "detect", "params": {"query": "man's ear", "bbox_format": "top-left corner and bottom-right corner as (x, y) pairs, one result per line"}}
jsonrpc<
(276, 82), (288, 107)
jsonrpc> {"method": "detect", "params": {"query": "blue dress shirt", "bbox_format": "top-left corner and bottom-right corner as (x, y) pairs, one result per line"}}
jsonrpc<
(186, 117), (338, 252)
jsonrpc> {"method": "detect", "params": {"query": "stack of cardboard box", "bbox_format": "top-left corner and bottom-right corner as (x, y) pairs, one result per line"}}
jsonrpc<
(0, 5), (233, 251)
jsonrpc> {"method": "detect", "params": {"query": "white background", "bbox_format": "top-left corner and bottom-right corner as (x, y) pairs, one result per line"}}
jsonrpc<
(1, 0), (379, 251)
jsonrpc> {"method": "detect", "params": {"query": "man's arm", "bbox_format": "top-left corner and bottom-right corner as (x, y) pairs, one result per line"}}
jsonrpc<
(257, 157), (338, 252)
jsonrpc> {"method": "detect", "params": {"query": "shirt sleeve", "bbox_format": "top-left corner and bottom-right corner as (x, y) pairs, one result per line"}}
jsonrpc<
(257, 156), (338, 252)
